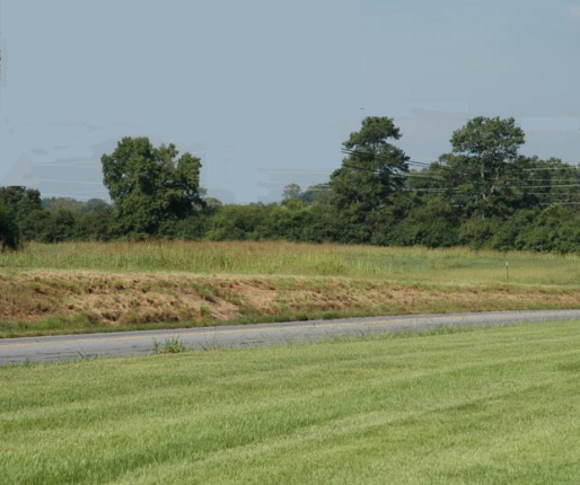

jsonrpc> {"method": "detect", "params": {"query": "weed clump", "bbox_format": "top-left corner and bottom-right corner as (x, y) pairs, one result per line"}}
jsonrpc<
(154, 338), (186, 354)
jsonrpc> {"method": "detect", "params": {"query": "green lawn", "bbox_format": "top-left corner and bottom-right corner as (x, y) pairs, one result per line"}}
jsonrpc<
(2, 321), (579, 484)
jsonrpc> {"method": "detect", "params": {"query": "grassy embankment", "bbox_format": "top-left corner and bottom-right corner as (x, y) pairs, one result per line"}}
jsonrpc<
(1, 241), (579, 337)
(1, 320), (579, 484)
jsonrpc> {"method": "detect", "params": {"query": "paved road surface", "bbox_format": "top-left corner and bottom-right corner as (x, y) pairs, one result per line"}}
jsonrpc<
(1, 309), (579, 365)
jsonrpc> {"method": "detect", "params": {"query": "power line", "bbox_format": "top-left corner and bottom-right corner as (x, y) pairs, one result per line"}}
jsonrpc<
(339, 163), (444, 181)
(409, 183), (580, 192)
(521, 166), (580, 172)
(298, 186), (580, 204)
(540, 202), (580, 206)
(515, 184), (580, 189)
(341, 148), (579, 172)
(525, 191), (580, 196)
(340, 148), (432, 167)
(523, 178), (580, 183)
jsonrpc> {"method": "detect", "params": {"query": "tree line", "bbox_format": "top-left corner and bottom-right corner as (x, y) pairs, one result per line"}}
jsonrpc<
(1, 116), (579, 252)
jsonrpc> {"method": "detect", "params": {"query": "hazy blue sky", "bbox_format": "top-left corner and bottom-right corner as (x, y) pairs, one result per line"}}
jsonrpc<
(1, 0), (579, 202)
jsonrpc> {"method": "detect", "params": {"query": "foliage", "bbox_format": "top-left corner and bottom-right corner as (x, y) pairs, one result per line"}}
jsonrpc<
(101, 137), (204, 236)
(516, 206), (580, 253)
(330, 117), (409, 219)
(154, 338), (186, 354)
(433, 117), (528, 218)
(0, 201), (21, 250)
(42, 197), (111, 214)
(299, 183), (332, 205)
(205, 204), (271, 240)
(389, 199), (459, 248)
(1, 117), (579, 253)
(282, 183), (302, 201)
(0, 186), (46, 240)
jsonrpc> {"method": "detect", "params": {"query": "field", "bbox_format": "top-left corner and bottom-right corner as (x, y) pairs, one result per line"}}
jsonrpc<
(1, 320), (579, 484)
(1, 241), (579, 337)
(2, 241), (580, 284)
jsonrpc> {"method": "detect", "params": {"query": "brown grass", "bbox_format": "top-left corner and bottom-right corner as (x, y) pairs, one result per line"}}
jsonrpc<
(1, 270), (580, 337)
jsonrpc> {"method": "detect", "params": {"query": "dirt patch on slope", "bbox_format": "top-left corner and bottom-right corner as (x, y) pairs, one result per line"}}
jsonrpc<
(1, 271), (579, 333)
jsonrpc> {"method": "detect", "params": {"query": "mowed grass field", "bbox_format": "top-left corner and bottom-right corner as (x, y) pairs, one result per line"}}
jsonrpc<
(1, 241), (579, 337)
(1, 240), (579, 285)
(1, 320), (579, 484)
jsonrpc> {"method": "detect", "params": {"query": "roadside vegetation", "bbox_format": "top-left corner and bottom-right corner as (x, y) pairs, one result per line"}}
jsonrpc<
(1, 241), (579, 337)
(1, 115), (578, 336)
(2, 320), (579, 484)
(2, 240), (579, 284)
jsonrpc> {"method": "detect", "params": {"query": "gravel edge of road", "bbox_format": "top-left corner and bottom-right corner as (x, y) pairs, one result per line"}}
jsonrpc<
(1, 309), (580, 365)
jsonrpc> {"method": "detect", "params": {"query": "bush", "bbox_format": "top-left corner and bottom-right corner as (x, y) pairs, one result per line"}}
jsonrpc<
(389, 200), (459, 248)
(0, 202), (21, 250)
(516, 206), (580, 253)
(488, 210), (537, 251)
(206, 204), (272, 241)
(457, 217), (502, 249)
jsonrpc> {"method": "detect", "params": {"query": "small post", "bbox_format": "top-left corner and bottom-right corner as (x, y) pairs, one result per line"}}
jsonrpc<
(505, 261), (510, 283)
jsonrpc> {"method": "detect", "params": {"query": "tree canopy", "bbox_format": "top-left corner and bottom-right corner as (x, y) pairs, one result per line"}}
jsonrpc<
(282, 183), (302, 202)
(1, 116), (579, 254)
(330, 117), (409, 214)
(101, 137), (204, 236)
(0, 202), (21, 251)
(435, 116), (527, 217)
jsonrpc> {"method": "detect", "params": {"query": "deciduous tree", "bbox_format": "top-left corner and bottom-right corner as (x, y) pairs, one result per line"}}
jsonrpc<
(436, 116), (526, 217)
(101, 137), (204, 236)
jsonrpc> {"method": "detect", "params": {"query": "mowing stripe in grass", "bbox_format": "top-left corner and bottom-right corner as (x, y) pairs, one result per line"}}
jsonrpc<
(1, 320), (579, 484)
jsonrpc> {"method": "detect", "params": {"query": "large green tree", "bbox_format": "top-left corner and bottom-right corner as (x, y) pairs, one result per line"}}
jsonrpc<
(102, 137), (204, 236)
(435, 116), (526, 217)
(329, 117), (409, 241)
(331, 117), (409, 210)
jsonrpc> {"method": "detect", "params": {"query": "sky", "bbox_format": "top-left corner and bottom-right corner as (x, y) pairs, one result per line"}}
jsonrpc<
(1, 0), (579, 203)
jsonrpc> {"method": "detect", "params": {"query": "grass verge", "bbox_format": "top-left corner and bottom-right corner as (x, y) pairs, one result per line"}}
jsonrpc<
(1, 240), (579, 285)
(1, 270), (580, 337)
(1, 320), (579, 484)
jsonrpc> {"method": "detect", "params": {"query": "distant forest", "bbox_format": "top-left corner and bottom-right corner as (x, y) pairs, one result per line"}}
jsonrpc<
(1, 116), (579, 253)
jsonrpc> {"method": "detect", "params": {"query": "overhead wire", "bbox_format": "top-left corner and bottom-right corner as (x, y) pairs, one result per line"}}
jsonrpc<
(315, 149), (580, 206)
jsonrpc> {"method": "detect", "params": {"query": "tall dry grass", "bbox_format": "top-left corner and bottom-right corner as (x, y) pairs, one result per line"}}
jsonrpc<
(1, 240), (579, 286)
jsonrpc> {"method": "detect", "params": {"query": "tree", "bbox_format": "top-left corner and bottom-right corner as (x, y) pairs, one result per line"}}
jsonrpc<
(331, 117), (409, 210)
(101, 137), (204, 236)
(436, 116), (526, 218)
(42, 197), (85, 212)
(329, 116), (409, 241)
(389, 199), (459, 248)
(0, 202), (21, 250)
(206, 204), (271, 241)
(265, 200), (313, 241)
(282, 183), (302, 202)
(83, 199), (112, 214)
(0, 186), (47, 240)
(299, 183), (332, 205)
(38, 209), (80, 243)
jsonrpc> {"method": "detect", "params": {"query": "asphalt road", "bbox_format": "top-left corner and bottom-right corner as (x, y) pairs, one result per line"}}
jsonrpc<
(1, 309), (580, 365)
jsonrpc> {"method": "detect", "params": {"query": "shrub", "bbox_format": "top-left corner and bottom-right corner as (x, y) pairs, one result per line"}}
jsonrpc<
(0, 202), (21, 251)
